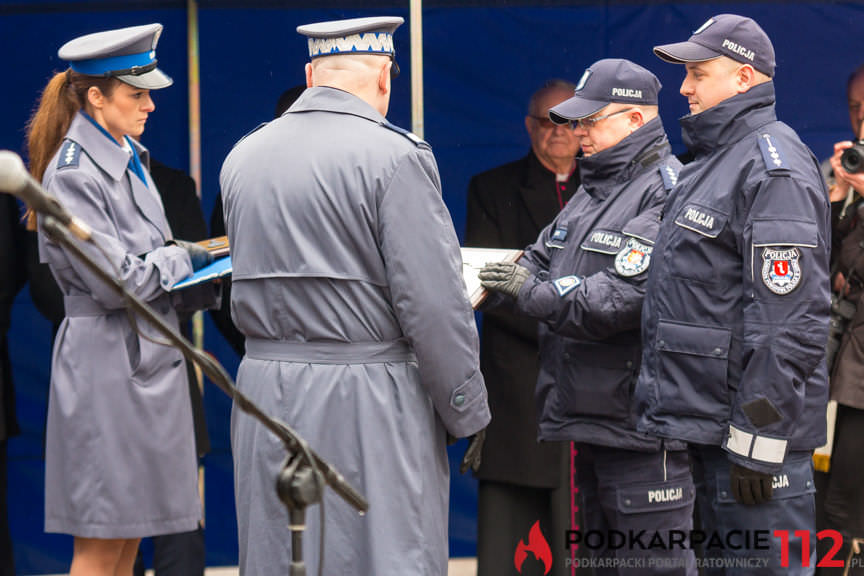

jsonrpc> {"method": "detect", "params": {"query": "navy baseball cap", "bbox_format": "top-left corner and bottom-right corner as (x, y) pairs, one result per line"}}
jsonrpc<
(549, 59), (661, 124)
(58, 24), (172, 90)
(653, 14), (775, 77)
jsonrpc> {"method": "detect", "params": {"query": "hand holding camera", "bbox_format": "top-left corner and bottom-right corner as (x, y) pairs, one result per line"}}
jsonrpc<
(831, 118), (864, 196)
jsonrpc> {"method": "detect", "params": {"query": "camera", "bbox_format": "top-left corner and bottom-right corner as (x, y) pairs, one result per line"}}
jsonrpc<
(841, 140), (864, 173)
(826, 293), (857, 371)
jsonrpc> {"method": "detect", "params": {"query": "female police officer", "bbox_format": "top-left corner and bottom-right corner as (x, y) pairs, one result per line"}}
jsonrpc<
(26, 24), (213, 576)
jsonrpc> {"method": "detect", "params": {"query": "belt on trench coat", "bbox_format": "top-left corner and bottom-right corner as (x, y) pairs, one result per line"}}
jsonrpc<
(63, 294), (171, 317)
(63, 294), (118, 317)
(245, 338), (417, 364)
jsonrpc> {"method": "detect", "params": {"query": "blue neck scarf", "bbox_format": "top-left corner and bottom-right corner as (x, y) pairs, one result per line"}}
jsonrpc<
(80, 111), (149, 188)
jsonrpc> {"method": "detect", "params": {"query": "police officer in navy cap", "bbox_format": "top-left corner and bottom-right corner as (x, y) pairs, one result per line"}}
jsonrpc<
(635, 14), (830, 574)
(479, 59), (695, 575)
(221, 16), (490, 576)
(26, 23), (216, 576)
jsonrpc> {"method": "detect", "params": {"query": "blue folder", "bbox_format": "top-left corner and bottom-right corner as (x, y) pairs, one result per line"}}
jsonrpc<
(170, 255), (233, 291)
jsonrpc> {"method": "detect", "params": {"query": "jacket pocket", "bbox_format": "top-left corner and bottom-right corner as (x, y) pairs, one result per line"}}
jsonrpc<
(656, 320), (731, 420)
(617, 478), (696, 515)
(751, 218), (818, 248)
(556, 341), (639, 421)
(669, 203), (732, 283)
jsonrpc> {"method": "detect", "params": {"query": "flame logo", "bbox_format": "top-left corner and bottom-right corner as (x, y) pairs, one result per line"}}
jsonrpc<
(514, 520), (553, 575)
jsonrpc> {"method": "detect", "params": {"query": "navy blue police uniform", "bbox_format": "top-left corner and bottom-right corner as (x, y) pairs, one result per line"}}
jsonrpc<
(483, 59), (696, 575)
(636, 15), (831, 575)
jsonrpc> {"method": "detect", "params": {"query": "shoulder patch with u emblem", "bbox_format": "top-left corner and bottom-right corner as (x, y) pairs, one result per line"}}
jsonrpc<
(56, 140), (81, 170)
(615, 237), (653, 277)
(761, 247), (801, 294)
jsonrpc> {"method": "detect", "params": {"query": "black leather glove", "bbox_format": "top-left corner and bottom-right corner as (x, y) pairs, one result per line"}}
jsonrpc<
(174, 239), (213, 272)
(478, 262), (532, 299)
(459, 429), (486, 475)
(730, 463), (773, 505)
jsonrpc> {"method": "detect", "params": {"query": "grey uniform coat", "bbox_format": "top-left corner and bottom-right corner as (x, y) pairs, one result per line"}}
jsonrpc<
(38, 112), (210, 538)
(221, 87), (490, 576)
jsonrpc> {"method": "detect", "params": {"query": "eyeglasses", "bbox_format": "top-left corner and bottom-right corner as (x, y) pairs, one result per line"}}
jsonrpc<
(529, 115), (566, 129)
(574, 108), (635, 129)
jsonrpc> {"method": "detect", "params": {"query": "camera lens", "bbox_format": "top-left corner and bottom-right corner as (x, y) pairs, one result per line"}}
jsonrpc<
(842, 143), (864, 173)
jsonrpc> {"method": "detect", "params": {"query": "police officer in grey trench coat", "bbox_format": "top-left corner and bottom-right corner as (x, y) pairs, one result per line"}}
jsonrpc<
(636, 14), (831, 574)
(221, 16), (491, 576)
(29, 23), (217, 575)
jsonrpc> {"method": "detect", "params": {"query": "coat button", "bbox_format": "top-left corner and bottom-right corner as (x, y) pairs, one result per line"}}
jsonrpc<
(720, 491), (728, 498)
(658, 340), (665, 348)
(713, 348), (724, 356)
(624, 498), (632, 506)
(454, 394), (465, 407)
(626, 361), (634, 369)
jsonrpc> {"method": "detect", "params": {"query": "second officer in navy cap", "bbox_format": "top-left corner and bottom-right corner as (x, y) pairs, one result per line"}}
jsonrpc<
(480, 59), (695, 575)
(221, 16), (490, 575)
(26, 23), (216, 576)
(635, 14), (830, 574)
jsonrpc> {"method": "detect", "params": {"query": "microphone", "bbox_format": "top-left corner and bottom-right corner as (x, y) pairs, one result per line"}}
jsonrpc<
(0, 150), (91, 240)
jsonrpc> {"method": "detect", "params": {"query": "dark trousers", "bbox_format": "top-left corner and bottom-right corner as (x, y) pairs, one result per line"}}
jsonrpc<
(691, 445), (816, 575)
(133, 526), (205, 576)
(0, 441), (12, 576)
(577, 444), (696, 575)
(816, 404), (864, 575)
(477, 445), (574, 576)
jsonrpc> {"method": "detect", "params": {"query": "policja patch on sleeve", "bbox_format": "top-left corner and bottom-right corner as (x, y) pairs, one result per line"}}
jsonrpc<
(614, 237), (653, 277)
(761, 247), (801, 294)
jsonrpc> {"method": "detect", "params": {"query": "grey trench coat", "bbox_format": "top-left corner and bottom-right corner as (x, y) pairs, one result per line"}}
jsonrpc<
(221, 87), (491, 575)
(39, 112), (213, 538)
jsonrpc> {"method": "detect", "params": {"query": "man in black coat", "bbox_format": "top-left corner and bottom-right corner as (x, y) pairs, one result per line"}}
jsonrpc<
(465, 79), (581, 576)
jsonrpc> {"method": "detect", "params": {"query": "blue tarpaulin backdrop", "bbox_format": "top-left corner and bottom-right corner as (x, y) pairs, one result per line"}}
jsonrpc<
(2, 1), (863, 572)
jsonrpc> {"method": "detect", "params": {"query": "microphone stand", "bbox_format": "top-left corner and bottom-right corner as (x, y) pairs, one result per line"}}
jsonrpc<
(40, 215), (367, 576)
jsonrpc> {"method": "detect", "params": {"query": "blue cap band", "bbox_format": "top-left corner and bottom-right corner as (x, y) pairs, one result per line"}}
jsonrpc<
(70, 50), (155, 76)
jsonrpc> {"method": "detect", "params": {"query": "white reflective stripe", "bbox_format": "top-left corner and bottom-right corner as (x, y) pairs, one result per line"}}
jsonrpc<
(726, 425), (753, 458)
(751, 435), (787, 464)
